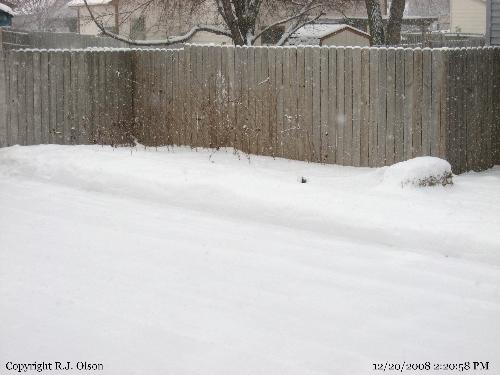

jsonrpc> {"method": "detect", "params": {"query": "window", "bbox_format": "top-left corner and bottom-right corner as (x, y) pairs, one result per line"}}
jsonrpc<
(130, 16), (146, 40)
(260, 25), (285, 45)
(66, 18), (78, 33)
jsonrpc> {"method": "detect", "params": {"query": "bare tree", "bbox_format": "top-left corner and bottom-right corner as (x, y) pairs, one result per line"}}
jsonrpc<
(386, 0), (406, 44)
(10, 0), (77, 32)
(83, 0), (332, 46)
(364, 0), (384, 44)
(364, 0), (406, 45)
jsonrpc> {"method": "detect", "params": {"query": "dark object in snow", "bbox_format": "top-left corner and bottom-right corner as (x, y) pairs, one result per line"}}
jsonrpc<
(383, 157), (454, 188)
(300, 177), (308, 183)
(414, 172), (453, 187)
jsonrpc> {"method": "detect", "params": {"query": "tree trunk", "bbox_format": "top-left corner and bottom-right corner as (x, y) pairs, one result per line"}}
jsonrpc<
(386, 0), (406, 45)
(365, 0), (385, 45)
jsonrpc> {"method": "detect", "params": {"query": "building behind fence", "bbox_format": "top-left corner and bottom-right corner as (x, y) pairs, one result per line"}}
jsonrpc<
(0, 45), (499, 174)
(400, 32), (486, 48)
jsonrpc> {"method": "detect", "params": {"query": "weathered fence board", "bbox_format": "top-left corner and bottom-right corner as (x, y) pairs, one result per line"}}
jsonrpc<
(0, 50), (6, 146)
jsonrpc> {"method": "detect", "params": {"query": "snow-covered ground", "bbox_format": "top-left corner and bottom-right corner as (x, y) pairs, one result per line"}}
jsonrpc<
(1, 145), (499, 375)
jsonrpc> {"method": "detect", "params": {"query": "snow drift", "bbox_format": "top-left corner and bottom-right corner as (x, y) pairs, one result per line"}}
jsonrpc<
(1, 145), (499, 375)
(383, 157), (453, 188)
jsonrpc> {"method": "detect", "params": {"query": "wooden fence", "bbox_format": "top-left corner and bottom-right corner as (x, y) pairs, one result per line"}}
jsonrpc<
(400, 33), (486, 48)
(0, 28), (128, 50)
(0, 45), (499, 173)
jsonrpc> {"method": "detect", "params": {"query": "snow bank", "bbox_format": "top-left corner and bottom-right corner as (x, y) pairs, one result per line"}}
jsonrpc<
(383, 157), (453, 188)
(1, 145), (499, 375)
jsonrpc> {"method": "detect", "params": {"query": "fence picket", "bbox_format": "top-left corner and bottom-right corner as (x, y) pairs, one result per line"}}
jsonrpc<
(351, 47), (361, 166)
(385, 48), (396, 165)
(0, 51), (7, 147)
(336, 47), (345, 165)
(344, 47), (353, 165)
(368, 48), (378, 167)
(360, 48), (370, 166)
(394, 49), (405, 162)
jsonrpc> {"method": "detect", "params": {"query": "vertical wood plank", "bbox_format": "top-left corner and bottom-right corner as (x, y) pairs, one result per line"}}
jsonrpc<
(412, 48), (423, 158)
(254, 47), (263, 154)
(63, 51), (72, 144)
(430, 49), (441, 157)
(240, 46), (250, 154)
(70, 51), (79, 145)
(327, 47), (337, 164)
(377, 48), (387, 166)
(422, 48), (432, 156)
(167, 49), (175, 145)
(187, 47), (197, 147)
(458, 48), (468, 172)
(40, 51), (49, 144)
(484, 48), (493, 167)
(178, 48), (187, 146)
(78, 51), (88, 144)
(296, 47), (306, 160)
(473, 48), (482, 170)
(158, 51), (167, 145)
(394, 48), (405, 162)
(343, 47), (353, 165)
(247, 47), (256, 154)
(173, 49), (182, 146)
(368, 48), (379, 166)
(336, 47), (345, 165)
(385, 48), (396, 165)
(282, 47), (290, 158)
(0, 51), (7, 147)
(446, 49), (459, 172)
(33, 52), (42, 145)
(260, 47), (270, 156)
(267, 47), (277, 156)
(25, 52), (34, 145)
(403, 48), (414, 161)
(360, 48), (370, 166)
(312, 46), (321, 162)
(439, 50), (448, 160)
(9, 52), (18, 145)
(276, 48), (286, 156)
(49, 52), (57, 144)
(234, 46), (245, 152)
(226, 46), (237, 151)
(303, 47), (313, 161)
(18, 52), (27, 146)
(222, 47), (235, 151)
(352, 47), (362, 166)
(288, 47), (298, 160)
(320, 47), (330, 162)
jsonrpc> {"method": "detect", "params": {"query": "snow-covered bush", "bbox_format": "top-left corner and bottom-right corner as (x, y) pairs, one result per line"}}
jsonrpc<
(383, 157), (453, 188)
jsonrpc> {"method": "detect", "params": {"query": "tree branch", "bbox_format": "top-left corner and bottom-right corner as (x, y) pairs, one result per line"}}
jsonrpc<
(83, 0), (231, 46)
(276, 10), (324, 46)
(252, 1), (322, 43)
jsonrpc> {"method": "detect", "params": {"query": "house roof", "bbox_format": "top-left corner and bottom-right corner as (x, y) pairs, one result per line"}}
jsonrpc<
(67, 0), (112, 7)
(0, 2), (15, 16)
(292, 24), (370, 40)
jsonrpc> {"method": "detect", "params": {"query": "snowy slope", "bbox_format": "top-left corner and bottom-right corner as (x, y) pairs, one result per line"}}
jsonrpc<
(1, 145), (499, 375)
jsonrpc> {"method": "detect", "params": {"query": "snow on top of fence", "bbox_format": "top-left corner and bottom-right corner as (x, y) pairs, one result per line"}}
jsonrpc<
(67, 0), (112, 6)
(5, 44), (500, 53)
(10, 47), (184, 52)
